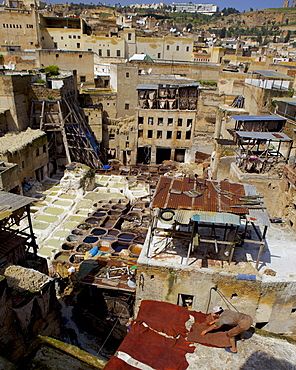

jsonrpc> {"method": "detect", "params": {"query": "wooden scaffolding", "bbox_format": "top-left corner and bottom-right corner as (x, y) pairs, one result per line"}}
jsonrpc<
(29, 95), (103, 169)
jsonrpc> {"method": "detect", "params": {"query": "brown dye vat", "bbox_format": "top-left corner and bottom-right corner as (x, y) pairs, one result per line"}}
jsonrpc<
(77, 223), (92, 231)
(76, 243), (93, 254)
(101, 217), (119, 229)
(108, 229), (120, 237)
(62, 243), (75, 251)
(85, 218), (100, 226)
(133, 235), (145, 244)
(69, 254), (84, 264)
(111, 204), (126, 210)
(129, 244), (143, 257)
(108, 210), (122, 217)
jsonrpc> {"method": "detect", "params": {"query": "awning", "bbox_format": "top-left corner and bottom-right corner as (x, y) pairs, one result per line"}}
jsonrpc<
(252, 70), (293, 79)
(192, 212), (241, 225)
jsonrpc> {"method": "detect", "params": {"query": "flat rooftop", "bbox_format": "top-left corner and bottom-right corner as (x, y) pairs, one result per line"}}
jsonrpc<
(138, 222), (296, 281)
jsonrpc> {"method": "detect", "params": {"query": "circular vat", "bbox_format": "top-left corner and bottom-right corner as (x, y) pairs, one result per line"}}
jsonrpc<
(118, 233), (135, 243)
(77, 223), (92, 231)
(101, 235), (116, 242)
(54, 251), (71, 262)
(92, 211), (107, 218)
(69, 254), (84, 264)
(112, 242), (129, 254)
(129, 244), (143, 257)
(83, 236), (99, 244)
(85, 218), (100, 226)
(66, 234), (80, 243)
(98, 240), (114, 253)
(76, 243), (93, 254)
(108, 229), (120, 237)
(71, 229), (84, 236)
(61, 243), (75, 251)
(108, 210), (122, 217)
(91, 228), (107, 237)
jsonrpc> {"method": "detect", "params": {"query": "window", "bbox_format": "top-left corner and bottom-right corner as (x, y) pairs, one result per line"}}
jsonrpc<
(26, 24), (33, 28)
(77, 43), (80, 48)
(78, 35), (81, 39)
(157, 130), (162, 139)
(69, 35), (72, 39)
(178, 294), (194, 309)
(187, 119), (192, 127)
(176, 46), (179, 51)
(186, 46), (190, 52)
(128, 33), (132, 40)
(148, 117), (154, 125)
(178, 118), (183, 126)
(61, 36), (63, 40)
(176, 131), (181, 139)
(22, 161), (25, 168)
(158, 53), (161, 58)
(43, 144), (47, 153)
(126, 72), (129, 78)
(54, 42), (57, 48)
(36, 148), (40, 157)
(126, 142), (129, 148)
(80, 76), (86, 83)
(168, 118), (173, 126)
(167, 45), (170, 50)
(98, 49), (102, 56)
(138, 117), (143, 124)
(79, 54), (82, 58)
(186, 131), (191, 140)
(107, 49), (110, 57)
(30, 41), (33, 45)
(138, 130), (143, 138)
(73, 35), (76, 39)
(117, 50), (121, 57)
(88, 49), (92, 51)
(148, 130), (153, 138)
(125, 103), (129, 110)
(56, 54), (59, 58)
(158, 118), (164, 125)
(109, 133), (115, 140)
(167, 131), (172, 139)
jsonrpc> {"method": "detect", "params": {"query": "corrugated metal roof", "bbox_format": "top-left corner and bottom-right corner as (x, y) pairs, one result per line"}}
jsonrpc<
(253, 70), (293, 79)
(235, 131), (292, 141)
(192, 212), (241, 225)
(152, 177), (249, 215)
(231, 115), (286, 122)
(243, 184), (270, 227)
(0, 192), (36, 221)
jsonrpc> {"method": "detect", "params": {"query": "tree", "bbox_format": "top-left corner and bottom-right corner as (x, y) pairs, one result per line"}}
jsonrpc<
(220, 27), (226, 38)
(45, 65), (60, 76)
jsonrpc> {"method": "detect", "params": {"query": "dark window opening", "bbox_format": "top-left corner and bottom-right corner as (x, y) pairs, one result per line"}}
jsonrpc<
(109, 133), (115, 140)
(157, 130), (162, 139)
(178, 294), (194, 309)
(43, 144), (46, 153)
(168, 118), (173, 126)
(138, 117), (143, 124)
(167, 131), (172, 139)
(80, 76), (86, 83)
(187, 119), (192, 127)
(125, 103), (129, 110)
(128, 33), (132, 40)
(178, 118), (182, 126)
(77, 43), (80, 48)
(107, 49), (110, 57)
(36, 148), (40, 157)
(186, 131), (191, 140)
(158, 53), (161, 58)
(126, 72), (129, 78)
(138, 130), (143, 138)
(148, 117), (154, 125)
(117, 50), (121, 57)
(175, 148), (185, 162)
(148, 130), (153, 138)
(176, 131), (182, 139)
(156, 148), (171, 164)
(255, 322), (268, 329)
(158, 118), (164, 125)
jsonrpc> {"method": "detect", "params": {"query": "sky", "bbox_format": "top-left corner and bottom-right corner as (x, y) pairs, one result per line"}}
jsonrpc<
(49, 0), (284, 13)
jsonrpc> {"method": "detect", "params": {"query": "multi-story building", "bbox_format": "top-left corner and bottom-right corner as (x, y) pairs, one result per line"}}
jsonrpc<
(135, 83), (199, 164)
